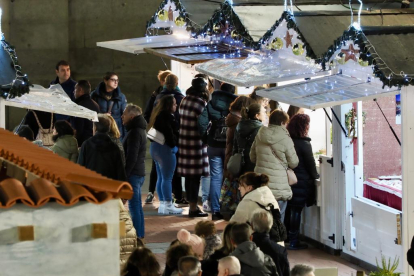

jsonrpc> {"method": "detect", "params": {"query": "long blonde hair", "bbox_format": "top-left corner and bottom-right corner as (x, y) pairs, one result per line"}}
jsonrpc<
(106, 114), (120, 139)
(147, 95), (175, 131)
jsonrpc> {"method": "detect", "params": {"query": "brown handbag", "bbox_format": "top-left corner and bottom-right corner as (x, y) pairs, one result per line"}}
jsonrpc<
(272, 150), (298, 186)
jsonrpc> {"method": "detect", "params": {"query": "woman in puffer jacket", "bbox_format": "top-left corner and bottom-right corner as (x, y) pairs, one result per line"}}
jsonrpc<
(250, 110), (299, 222)
(119, 199), (138, 266)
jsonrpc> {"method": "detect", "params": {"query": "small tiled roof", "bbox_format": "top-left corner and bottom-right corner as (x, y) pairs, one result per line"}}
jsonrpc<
(0, 128), (133, 208)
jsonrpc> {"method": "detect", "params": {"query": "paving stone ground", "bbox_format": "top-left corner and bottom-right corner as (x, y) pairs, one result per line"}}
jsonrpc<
(140, 153), (365, 276)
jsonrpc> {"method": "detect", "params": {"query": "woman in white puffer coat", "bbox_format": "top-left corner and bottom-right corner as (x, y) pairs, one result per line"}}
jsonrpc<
(250, 110), (299, 222)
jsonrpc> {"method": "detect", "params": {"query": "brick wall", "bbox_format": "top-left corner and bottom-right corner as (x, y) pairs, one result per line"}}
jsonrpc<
(362, 96), (401, 179)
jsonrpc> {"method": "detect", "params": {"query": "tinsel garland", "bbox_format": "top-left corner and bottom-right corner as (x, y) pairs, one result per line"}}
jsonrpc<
(258, 11), (317, 61)
(0, 39), (32, 99)
(320, 27), (412, 88)
(197, 1), (258, 49)
(146, 0), (197, 34)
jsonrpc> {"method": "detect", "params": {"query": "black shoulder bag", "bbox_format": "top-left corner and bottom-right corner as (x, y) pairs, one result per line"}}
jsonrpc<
(254, 201), (287, 242)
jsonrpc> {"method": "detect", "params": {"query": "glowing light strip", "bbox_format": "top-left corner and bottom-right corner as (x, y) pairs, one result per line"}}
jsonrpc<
(357, 0), (363, 27)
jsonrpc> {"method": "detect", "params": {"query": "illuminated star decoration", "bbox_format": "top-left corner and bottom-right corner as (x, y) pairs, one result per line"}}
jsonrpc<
(284, 30), (293, 48)
(341, 44), (360, 62)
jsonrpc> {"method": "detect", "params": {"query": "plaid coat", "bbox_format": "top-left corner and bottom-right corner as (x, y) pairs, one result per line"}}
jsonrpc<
(177, 95), (209, 177)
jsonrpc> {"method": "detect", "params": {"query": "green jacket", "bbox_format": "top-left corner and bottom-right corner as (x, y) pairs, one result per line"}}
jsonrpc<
(51, 135), (79, 162)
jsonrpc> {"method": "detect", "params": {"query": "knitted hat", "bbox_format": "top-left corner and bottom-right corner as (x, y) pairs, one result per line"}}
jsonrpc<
(177, 229), (205, 260)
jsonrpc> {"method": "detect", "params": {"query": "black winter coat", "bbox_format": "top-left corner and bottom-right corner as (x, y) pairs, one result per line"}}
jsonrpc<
(153, 110), (179, 148)
(51, 77), (77, 101)
(51, 77), (77, 121)
(252, 232), (290, 276)
(198, 90), (237, 148)
(230, 241), (277, 276)
(77, 133), (127, 181)
(70, 94), (100, 147)
(289, 137), (319, 207)
(233, 119), (262, 174)
(201, 248), (228, 276)
(144, 86), (163, 123)
(91, 82), (127, 139)
(123, 115), (147, 177)
(407, 236), (414, 269)
(154, 88), (184, 129)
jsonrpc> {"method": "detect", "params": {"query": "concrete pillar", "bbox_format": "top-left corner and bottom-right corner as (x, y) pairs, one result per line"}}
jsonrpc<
(3, 0), (164, 130)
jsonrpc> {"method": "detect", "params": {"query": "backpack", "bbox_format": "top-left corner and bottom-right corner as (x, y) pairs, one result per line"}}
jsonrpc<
(254, 202), (287, 242)
(207, 105), (228, 143)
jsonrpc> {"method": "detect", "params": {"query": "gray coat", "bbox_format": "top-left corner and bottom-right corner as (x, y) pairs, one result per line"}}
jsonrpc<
(230, 241), (278, 276)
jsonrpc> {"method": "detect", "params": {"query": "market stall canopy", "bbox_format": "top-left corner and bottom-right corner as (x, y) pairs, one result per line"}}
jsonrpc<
(293, 9), (414, 62)
(231, 0), (405, 4)
(257, 73), (399, 109)
(144, 42), (250, 64)
(5, 84), (98, 121)
(196, 11), (325, 86)
(195, 50), (329, 87)
(97, 34), (208, 55)
(256, 19), (414, 109)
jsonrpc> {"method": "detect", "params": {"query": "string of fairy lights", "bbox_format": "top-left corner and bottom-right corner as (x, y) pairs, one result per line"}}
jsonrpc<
(0, 38), (32, 99)
(146, 0), (411, 88)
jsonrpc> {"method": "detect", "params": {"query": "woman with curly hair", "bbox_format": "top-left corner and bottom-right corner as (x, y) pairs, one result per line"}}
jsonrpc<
(285, 114), (319, 250)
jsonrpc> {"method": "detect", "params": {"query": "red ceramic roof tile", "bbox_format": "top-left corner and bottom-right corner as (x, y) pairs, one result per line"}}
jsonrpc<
(0, 128), (133, 208)
(0, 178), (34, 208)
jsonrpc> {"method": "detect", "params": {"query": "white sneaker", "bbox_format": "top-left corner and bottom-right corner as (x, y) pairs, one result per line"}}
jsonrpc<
(203, 200), (211, 212)
(158, 201), (165, 214)
(162, 201), (183, 215)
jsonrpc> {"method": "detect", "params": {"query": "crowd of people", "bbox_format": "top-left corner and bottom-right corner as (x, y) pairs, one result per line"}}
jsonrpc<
(120, 198), (317, 276)
(13, 62), (321, 275)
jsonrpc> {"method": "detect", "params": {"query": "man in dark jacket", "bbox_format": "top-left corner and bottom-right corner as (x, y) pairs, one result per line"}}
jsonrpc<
(51, 60), (77, 121)
(251, 209), (290, 276)
(121, 104), (147, 238)
(91, 72), (127, 139)
(230, 223), (278, 276)
(77, 114), (127, 181)
(70, 80), (100, 147)
(197, 82), (237, 220)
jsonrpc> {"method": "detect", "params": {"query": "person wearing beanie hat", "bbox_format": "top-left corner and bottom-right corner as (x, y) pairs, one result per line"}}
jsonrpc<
(197, 81), (237, 221)
(177, 229), (205, 260)
(178, 79), (210, 218)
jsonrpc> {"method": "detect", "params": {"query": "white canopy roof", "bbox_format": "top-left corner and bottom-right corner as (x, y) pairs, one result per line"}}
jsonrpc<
(5, 84), (98, 121)
(257, 73), (400, 110)
(97, 34), (208, 55)
(195, 53), (328, 87)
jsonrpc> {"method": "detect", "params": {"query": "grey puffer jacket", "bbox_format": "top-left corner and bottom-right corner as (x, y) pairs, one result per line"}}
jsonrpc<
(250, 125), (299, 201)
(230, 241), (278, 276)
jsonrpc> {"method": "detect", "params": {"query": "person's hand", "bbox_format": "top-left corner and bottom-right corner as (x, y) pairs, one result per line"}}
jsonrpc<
(172, 146), (178, 154)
